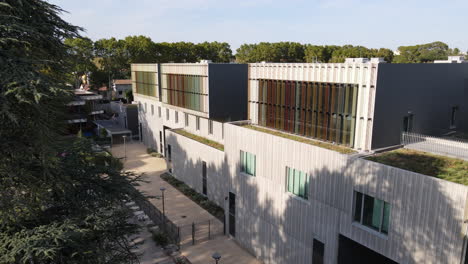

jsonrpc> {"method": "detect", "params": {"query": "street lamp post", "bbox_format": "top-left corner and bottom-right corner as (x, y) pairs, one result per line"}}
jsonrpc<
(160, 187), (166, 218)
(212, 252), (221, 264)
(122, 135), (127, 161)
(160, 187), (166, 231)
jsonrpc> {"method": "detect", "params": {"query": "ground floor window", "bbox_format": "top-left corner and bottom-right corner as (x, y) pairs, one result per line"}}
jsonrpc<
(286, 167), (309, 199)
(240, 151), (256, 176)
(353, 191), (390, 234)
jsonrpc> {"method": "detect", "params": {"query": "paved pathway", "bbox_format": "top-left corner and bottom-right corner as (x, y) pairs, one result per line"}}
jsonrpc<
(112, 142), (260, 264)
(126, 202), (172, 264)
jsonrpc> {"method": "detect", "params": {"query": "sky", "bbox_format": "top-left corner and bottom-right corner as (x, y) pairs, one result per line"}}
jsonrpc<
(49, 0), (468, 52)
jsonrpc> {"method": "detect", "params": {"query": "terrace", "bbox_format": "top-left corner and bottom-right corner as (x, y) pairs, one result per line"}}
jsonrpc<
(242, 124), (356, 154)
(366, 148), (468, 186)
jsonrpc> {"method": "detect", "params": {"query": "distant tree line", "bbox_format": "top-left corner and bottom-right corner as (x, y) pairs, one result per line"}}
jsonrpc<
(235, 41), (463, 63)
(65, 36), (465, 88)
(65, 36), (233, 87)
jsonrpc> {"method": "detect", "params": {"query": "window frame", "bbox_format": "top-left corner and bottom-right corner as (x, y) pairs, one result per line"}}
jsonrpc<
(240, 150), (256, 176)
(285, 167), (309, 200)
(353, 191), (390, 235)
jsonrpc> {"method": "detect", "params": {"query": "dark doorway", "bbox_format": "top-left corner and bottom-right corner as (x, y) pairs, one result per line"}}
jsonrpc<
(403, 114), (413, 132)
(312, 239), (324, 264)
(163, 126), (170, 156)
(159, 131), (163, 154)
(202, 161), (207, 195)
(167, 144), (172, 173)
(338, 235), (397, 264)
(229, 192), (236, 237)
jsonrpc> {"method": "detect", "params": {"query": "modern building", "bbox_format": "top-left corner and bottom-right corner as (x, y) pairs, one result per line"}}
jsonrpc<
(113, 79), (132, 100)
(110, 101), (139, 138)
(248, 60), (468, 151)
(134, 59), (468, 264)
(66, 89), (104, 134)
(132, 62), (248, 154)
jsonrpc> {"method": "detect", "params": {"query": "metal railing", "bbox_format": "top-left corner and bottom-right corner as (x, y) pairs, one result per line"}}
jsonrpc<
(130, 187), (180, 246)
(178, 218), (225, 246)
(401, 132), (468, 160)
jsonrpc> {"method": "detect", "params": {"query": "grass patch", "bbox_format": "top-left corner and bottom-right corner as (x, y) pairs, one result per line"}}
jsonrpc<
(366, 148), (468, 185)
(172, 129), (224, 151)
(160, 172), (224, 221)
(243, 125), (355, 154)
(147, 148), (163, 158)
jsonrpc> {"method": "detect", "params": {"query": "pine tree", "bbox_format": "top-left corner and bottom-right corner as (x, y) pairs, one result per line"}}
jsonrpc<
(0, 1), (141, 263)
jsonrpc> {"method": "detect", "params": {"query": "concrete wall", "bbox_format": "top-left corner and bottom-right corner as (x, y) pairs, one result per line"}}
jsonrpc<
(208, 64), (248, 122)
(222, 122), (468, 264)
(372, 63), (468, 149)
(166, 130), (227, 208)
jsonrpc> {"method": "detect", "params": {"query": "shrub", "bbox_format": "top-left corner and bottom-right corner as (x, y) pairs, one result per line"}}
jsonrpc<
(152, 231), (169, 247)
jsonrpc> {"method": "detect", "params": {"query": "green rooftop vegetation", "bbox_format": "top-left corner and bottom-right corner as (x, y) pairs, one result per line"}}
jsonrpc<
(366, 148), (468, 185)
(243, 125), (356, 154)
(172, 129), (224, 151)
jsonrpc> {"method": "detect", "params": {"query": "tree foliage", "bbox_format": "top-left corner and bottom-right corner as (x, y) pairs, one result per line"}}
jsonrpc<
(393, 41), (450, 63)
(0, 1), (141, 263)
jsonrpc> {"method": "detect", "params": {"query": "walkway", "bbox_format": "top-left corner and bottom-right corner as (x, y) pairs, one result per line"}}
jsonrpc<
(111, 142), (260, 264)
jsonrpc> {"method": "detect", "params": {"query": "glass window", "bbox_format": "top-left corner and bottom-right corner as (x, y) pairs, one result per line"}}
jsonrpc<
(158, 106), (161, 117)
(196, 116), (200, 130)
(166, 108), (169, 120)
(185, 113), (189, 126)
(286, 167), (309, 199)
(240, 150), (256, 176)
(175, 111), (179, 123)
(353, 191), (390, 234)
(151, 105), (154, 116)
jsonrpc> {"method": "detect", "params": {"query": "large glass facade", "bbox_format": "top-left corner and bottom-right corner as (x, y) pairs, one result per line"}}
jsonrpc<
(133, 71), (157, 97)
(253, 79), (359, 147)
(161, 74), (208, 113)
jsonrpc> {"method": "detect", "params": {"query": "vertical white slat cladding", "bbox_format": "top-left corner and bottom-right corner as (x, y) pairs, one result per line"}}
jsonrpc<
(166, 130), (226, 207)
(222, 123), (468, 264)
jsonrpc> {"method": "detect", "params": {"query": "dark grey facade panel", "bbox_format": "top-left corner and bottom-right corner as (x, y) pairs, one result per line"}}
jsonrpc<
(126, 106), (139, 136)
(372, 64), (468, 149)
(208, 64), (248, 122)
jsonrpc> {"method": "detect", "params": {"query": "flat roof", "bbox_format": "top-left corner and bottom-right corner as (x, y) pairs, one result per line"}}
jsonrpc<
(365, 148), (468, 186)
(93, 120), (132, 135)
